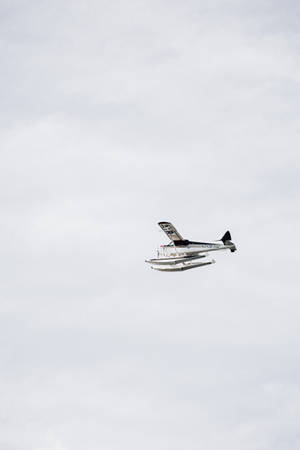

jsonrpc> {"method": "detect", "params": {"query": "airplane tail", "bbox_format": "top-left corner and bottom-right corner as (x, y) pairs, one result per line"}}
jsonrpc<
(220, 231), (232, 243)
(220, 230), (236, 252)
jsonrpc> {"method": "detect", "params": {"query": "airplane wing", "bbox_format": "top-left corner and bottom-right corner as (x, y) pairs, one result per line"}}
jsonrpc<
(158, 222), (184, 242)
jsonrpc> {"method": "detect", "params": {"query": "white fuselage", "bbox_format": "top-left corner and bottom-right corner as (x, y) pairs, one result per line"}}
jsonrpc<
(161, 241), (235, 254)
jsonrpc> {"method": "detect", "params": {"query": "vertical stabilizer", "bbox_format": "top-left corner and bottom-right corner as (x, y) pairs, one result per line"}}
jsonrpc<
(220, 231), (232, 243)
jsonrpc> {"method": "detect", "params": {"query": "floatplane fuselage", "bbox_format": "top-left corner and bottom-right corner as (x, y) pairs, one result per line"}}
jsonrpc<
(146, 222), (236, 272)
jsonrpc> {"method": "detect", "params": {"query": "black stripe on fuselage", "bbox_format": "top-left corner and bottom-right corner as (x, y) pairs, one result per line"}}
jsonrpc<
(173, 240), (216, 247)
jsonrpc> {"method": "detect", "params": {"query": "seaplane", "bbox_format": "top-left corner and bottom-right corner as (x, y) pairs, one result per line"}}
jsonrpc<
(146, 222), (236, 272)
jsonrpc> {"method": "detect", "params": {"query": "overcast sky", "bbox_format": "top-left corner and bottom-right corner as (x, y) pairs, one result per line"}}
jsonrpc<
(1, 1), (300, 449)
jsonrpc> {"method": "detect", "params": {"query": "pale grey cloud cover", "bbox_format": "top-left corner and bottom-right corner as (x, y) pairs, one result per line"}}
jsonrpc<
(0, 1), (300, 449)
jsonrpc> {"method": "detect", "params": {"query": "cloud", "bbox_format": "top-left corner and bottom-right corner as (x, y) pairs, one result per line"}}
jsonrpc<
(0, 1), (299, 449)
